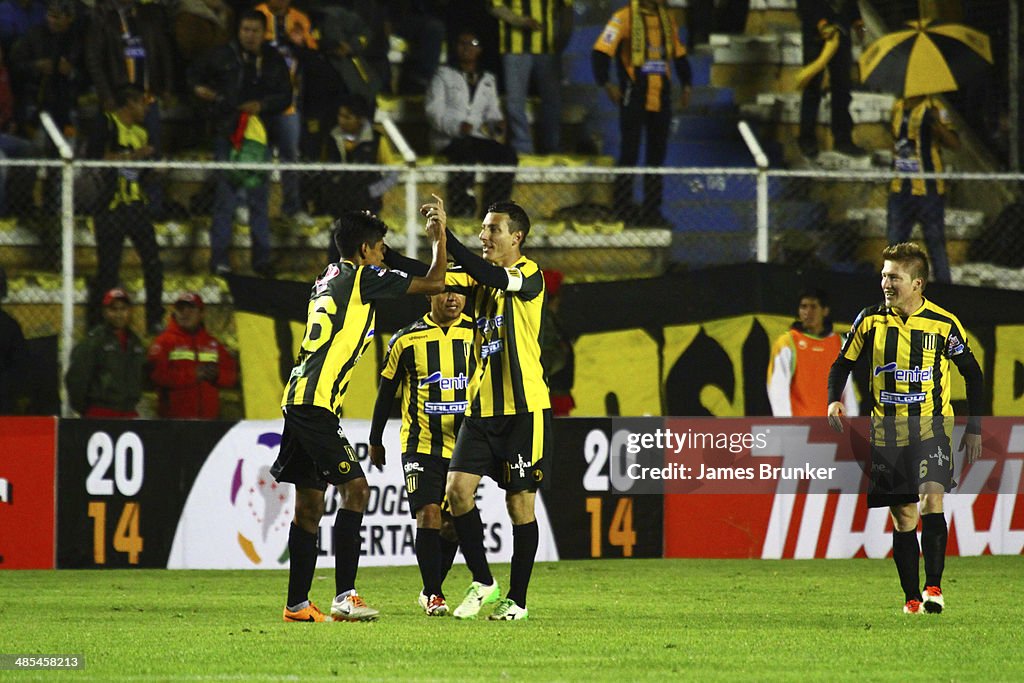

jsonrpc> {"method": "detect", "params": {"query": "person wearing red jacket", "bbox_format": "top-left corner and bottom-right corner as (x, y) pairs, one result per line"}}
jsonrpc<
(148, 291), (238, 419)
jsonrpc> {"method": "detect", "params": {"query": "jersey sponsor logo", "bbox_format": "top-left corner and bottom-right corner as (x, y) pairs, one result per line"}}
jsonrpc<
(481, 340), (504, 358)
(929, 444), (950, 468)
(424, 400), (469, 415)
(403, 461), (424, 473)
(418, 371), (469, 391)
(874, 363), (933, 383)
(476, 315), (504, 333)
(880, 391), (927, 405)
(314, 263), (340, 294)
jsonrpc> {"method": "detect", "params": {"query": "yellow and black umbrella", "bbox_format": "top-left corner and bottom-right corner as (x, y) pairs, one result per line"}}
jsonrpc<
(859, 19), (992, 98)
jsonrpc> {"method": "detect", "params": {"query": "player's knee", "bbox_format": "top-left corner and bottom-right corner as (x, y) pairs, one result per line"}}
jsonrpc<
(919, 491), (944, 515)
(890, 503), (919, 532)
(506, 491), (536, 525)
(445, 483), (474, 515)
(294, 495), (324, 532)
(340, 477), (370, 511)
(417, 504), (442, 529)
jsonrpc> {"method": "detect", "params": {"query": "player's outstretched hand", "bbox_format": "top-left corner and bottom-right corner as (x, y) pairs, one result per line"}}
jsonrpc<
(369, 444), (386, 471)
(420, 194), (447, 238)
(826, 401), (845, 433)
(958, 431), (982, 464)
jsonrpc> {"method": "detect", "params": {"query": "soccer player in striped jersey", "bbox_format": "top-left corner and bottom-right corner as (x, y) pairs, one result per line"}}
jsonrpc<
(384, 199), (550, 621)
(273, 206), (447, 623)
(827, 242), (984, 615)
(368, 284), (478, 616)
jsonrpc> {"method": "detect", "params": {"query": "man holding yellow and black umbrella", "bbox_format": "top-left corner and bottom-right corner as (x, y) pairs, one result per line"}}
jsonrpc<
(859, 19), (993, 285)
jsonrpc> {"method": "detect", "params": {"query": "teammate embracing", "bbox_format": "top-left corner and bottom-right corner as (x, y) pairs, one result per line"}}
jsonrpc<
(827, 242), (984, 615)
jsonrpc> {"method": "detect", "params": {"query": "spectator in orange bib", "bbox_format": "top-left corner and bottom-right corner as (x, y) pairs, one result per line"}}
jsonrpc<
(147, 291), (238, 419)
(768, 287), (857, 417)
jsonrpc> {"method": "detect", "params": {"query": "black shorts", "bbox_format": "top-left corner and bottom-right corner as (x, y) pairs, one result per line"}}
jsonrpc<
(402, 452), (449, 517)
(450, 410), (551, 492)
(272, 404), (364, 491)
(867, 435), (955, 508)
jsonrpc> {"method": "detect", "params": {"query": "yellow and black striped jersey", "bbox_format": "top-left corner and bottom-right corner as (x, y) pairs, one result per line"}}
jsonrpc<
(282, 261), (412, 416)
(449, 258), (550, 417)
(381, 313), (479, 458)
(838, 298), (975, 445)
(890, 97), (953, 196)
(492, 0), (571, 55)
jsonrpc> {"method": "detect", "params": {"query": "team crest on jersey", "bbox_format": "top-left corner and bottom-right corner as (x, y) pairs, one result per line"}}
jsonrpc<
(314, 263), (340, 294)
(922, 333), (937, 351)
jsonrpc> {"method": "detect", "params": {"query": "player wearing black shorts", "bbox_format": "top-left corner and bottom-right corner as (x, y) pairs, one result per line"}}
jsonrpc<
(383, 200), (551, 621)
(274, 206), (447, 623)
(368, 284), (477, 616)
(827, 243), (984, 615)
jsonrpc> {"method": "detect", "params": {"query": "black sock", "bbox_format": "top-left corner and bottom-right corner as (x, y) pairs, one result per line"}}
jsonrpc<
(415, 527), (442, 597)
(921, 513), (948, 588)
(286, 523), (318, 607)
(452, 507), (493, 586)
(333, 509), (363, 596)
(439, 535), (459, 586)
(892, 529), (922, 602)
(506, 521), (539, 608)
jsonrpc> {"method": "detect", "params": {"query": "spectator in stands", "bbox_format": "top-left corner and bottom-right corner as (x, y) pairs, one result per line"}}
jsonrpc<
(767, 287), (857, 417)
(593, 0), (691, 226)
(0, 0), (43, 57)
(0, 42), (34, 216)
(147, 291), (238, 419)
(316, 93), (397, 263)
(795, 0), (866, 158)
(173, 0), (232, 67)
(887, 95), (959, 284)
(9, 0), (84, 136)
(85, 0), (175, 216)
(338, 0), (444, 96)
(65, 287), (145, 418)
(489, 0), (572, 154)
(426, 29), (517, 218)
(255, 0), (315, 227)
(0, 265), (29, 414)
(540, 269), (574, 417)
(85, 83), (164, 334)
(188, 9), (290, 276)
(315, 5), (380, 109)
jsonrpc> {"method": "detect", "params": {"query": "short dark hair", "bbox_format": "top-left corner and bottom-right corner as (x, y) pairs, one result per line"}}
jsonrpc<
(238, 9), (267, 28)
(332, 211), (388, 259)
(882, 242), (930, 286)
(797, 287), (829, 308)
(336, 92), (372, 120)
(485, 201), (531, 243)
(114, 83), (146, 108)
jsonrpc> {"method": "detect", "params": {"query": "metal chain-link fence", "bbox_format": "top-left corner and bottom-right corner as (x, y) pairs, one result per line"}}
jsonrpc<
(3, 156), (1024, 415)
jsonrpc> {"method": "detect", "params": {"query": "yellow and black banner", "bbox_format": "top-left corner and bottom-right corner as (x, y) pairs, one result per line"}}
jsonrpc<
(229, 265), (1024, 419)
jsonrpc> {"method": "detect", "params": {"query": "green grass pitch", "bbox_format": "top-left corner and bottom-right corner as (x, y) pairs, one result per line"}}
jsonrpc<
(1, 557), (1022, 681)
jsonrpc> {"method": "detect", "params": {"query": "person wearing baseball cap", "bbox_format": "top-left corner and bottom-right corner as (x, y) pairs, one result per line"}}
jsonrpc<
(65, 287), (146, 418)
(147, 291), (238, 419)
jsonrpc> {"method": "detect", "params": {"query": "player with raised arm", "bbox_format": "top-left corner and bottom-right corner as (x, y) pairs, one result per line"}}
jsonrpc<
(383, 199), (550, 621)
(368, 283), (477, 616)
(273, 205), (447, 623)
(827, 242), (983, 615)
